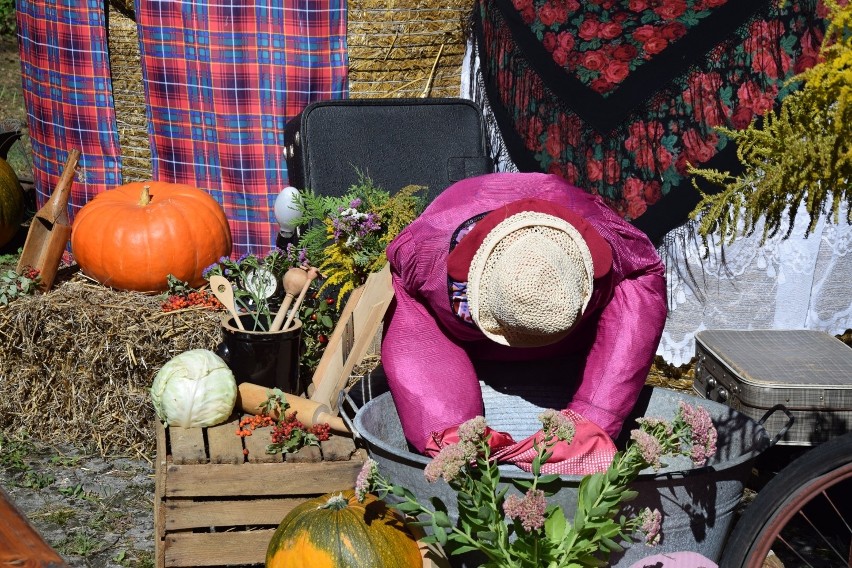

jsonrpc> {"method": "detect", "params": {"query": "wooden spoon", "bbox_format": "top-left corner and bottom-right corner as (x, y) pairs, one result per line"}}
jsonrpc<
(269, 267), (309, 332)
(209, 275), (245, 331)
(282, 267), (320, 332)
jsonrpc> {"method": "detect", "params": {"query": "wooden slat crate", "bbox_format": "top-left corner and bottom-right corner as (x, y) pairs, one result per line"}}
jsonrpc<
(154, 415), (366, 568)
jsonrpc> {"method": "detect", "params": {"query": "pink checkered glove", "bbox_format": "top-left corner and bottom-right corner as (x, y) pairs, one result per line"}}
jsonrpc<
(490, 410), (617, 475)
(424, 425), (516, 457)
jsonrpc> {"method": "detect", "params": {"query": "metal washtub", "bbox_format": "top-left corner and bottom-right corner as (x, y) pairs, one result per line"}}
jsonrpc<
(346, 381), (785, 567)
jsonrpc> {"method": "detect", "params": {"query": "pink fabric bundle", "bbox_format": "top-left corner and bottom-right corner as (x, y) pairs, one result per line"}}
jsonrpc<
(426, 409), (617, 475)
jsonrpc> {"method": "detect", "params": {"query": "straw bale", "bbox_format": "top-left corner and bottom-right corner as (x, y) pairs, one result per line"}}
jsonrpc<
(107, 5), (153, 182)
(0, 275), (220, 458)
(348, 0), (471, 99)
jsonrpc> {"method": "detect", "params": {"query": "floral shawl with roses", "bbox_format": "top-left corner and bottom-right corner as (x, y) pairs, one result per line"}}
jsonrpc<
(471, 0), (827, 243)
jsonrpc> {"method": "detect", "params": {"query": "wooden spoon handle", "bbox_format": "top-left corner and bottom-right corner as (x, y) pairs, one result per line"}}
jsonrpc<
(209, 275), (245, 331)
(282, 269), (318, 332)
(268, 293), (295, 333)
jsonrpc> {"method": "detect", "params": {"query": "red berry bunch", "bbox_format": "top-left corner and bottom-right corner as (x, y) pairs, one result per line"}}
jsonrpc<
(269, 412), (331, 446)
(20, 266), (40, 280)
(161, 290), (223, 312)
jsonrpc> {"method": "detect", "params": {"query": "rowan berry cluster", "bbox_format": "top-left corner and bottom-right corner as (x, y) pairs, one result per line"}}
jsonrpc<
(235, 413), (275, 437)
(161, 290), (222, 312)
(20, 266), (40, 280)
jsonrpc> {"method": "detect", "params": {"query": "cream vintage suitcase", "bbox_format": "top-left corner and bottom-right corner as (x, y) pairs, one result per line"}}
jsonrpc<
(693, 329), (852, 446)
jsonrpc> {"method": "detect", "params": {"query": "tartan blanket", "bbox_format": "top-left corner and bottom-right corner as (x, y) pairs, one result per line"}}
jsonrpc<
(17, 0), (347, 258)
(472, 0), (827, 244)
(134, 0), (349, 256)
(16, 0), (122, 214)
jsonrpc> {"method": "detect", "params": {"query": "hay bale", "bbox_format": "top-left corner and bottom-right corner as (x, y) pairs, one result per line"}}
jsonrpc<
(108, 5), (153, 182)
(348, 1), (470, 98)
(0, 277), (221, 458)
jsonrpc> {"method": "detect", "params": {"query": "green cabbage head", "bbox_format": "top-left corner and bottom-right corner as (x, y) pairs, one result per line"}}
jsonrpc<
(150, 349), (237, 428)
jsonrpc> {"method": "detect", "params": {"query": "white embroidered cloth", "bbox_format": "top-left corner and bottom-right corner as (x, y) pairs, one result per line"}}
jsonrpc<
(658, 205), (852, 366)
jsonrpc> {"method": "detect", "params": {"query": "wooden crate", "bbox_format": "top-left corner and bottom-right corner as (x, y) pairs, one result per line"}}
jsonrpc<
(154, 415), (366, 568)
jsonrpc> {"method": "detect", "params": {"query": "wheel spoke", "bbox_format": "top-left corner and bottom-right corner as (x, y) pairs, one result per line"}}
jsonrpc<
(777, 534), (817, 568)
(796, 508), (849, 564)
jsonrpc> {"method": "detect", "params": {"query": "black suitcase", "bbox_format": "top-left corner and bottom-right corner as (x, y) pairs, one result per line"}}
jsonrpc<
(693, 329), (852, 446)
(284, 98), (493, 203)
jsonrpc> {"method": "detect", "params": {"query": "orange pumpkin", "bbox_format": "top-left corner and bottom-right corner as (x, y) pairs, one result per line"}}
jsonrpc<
(71, 181), (232, 292)
(265, 490), (422, 568)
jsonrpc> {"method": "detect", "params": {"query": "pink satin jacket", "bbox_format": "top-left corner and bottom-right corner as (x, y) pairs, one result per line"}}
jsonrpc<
(382, 173), (667, 452)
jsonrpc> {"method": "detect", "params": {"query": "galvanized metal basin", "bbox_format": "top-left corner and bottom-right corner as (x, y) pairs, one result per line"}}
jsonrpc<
(352, 384), (770, 567)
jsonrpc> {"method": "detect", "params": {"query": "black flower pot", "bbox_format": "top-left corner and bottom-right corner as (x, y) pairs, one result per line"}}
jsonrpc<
(215, 315), (304, 396)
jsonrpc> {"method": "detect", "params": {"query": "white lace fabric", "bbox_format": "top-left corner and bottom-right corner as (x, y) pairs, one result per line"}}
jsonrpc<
(658, 204), (852, 366)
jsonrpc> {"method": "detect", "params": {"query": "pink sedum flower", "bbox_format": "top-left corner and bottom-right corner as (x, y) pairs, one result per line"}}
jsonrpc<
(503, 488), (547, 532)
(639, 507), (663, 545)
(424, 441), (477, 483)
(457, 416), (488, 444)
(631, 429), (663, 469)
(355, 458), (378, 502)
(678, 402), (718, 466)
(538, 409), (575, 442)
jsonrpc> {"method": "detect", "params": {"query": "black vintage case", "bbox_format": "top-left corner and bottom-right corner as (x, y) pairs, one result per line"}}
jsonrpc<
(693, 329), (852, 446)
(284, 98), (493, 203)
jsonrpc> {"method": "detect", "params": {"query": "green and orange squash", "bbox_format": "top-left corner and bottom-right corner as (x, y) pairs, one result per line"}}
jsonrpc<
(265, 490), (422, 568)
(70, 181), (232, 292)
(0, 157), (24, 249)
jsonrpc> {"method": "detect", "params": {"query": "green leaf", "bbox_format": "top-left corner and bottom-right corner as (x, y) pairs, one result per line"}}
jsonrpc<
(544, 508), (567, 541)
(434, 526), (448, 546)
(433, 510), (452, 528)
(600, 537), (624, 552)
(588, 506), (612, 518)
(621, 489), (639, 502)
(393, 500), (423, 514)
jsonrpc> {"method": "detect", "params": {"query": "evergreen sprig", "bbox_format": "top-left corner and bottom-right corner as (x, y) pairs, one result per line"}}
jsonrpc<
(689, 0), (851, 245)
(294, 174), (424, 305)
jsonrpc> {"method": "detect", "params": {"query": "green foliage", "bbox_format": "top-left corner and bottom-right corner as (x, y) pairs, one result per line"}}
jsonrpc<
(297, 292), (337, 377)
(360, 402), (715, 567)
(0, 266), (40, 305)
(0, 0), (15, 37)
(690, 0), (851, 244)
(294, 174), (425, 306)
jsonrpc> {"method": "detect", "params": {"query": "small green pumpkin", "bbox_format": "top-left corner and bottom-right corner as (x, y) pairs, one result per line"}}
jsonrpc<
(265, 490), (422, 568)
(0, 157), (24, 248)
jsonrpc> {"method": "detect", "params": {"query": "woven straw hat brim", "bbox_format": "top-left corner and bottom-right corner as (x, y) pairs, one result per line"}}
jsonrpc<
(468, 211), (594, 347)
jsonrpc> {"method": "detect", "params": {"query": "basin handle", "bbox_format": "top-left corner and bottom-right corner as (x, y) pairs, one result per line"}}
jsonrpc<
(337, 390), (363, 443)
(758, 404), (795, 447)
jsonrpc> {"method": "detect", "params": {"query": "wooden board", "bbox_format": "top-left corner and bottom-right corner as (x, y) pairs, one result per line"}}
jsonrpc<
(154, 418), (365, 568)
(310, 263), (393, 411)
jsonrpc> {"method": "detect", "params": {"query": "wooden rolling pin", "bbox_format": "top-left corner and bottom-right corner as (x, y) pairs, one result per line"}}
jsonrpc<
(237, 382), (348, 433)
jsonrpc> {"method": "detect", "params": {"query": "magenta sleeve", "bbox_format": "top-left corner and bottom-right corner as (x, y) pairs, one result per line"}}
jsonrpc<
(567, 270), (667, 438)
(382, 239), (484, 452)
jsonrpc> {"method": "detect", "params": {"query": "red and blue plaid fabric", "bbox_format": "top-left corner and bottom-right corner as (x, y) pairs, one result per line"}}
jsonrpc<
(134, 0), (349, 256)
(16, 0), (122, 214)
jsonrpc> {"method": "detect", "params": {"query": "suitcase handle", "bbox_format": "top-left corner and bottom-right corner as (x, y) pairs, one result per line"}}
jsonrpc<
(758, 404), (795, 447)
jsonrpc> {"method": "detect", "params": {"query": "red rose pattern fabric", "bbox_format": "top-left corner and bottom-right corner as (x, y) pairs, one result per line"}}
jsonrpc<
(472, 0), (827, 227)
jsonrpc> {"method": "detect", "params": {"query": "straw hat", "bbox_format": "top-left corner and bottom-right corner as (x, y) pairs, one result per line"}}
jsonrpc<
(448, 198), (612, 348)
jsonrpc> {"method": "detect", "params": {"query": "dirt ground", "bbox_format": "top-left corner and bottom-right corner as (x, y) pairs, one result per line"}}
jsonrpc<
(1, 33), (154, 568)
